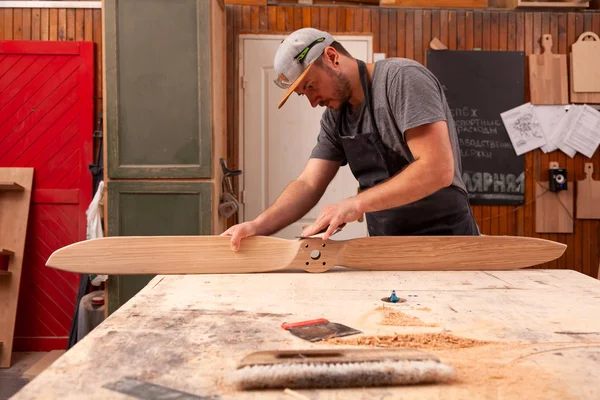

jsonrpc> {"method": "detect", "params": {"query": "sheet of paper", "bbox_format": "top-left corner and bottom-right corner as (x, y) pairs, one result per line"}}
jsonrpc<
(548, 106), (579, 158)
(532, 105), (568, 153)
(563, 105), (600, 159)
(500, 102), (547, 156)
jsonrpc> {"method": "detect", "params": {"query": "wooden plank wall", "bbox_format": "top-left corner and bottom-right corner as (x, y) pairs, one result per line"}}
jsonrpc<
(0, 6), (104, 131)
(226, 4), (600, 278)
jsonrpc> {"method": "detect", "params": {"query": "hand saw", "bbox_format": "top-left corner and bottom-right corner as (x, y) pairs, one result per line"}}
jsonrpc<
(45, 235), (566, 275)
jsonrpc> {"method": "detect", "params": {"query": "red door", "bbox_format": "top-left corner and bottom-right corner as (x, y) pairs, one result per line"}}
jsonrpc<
(0, 40), (94, 351)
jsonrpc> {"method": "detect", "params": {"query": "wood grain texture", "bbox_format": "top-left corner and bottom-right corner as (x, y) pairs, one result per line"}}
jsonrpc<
(569, 30), (600, 103)
(571, 31), (600, 92)
(47, 236), (302, 274)
(528, 33), (569, 104)
(576, 163), (600, 219)
(10, 270), (600, 399)
(0, 167), (33, 368)
(535, 181), (574, 233)
(45, 235), (566, 274)
(226, 5), (600, 279)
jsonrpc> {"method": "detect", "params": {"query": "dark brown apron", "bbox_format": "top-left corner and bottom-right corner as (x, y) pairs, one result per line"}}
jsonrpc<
(336, 60), (479, 236)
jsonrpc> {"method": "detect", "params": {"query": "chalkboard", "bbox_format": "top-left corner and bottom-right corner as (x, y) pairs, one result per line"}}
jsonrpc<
(426, 50), (525, 205)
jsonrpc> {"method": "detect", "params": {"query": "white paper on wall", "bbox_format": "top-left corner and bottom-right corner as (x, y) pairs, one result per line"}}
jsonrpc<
(563, 105), (600, 159)
(532, 105), (569, 153)
(500, 102), (547, 156)
(547, 105), (579, 158)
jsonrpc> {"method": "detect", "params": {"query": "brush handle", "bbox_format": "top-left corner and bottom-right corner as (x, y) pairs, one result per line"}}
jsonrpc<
(236, 348), (440, 369)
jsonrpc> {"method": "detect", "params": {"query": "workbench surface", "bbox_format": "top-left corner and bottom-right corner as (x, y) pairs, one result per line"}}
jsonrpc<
(12, 269), (600, 399)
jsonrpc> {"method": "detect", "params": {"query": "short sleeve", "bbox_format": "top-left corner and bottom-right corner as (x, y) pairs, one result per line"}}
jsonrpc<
(389, 65), (448, 135)
(309, 110), (347, 166)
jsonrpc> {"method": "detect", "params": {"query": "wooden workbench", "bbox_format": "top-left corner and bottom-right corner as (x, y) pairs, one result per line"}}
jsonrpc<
(11, 269), (600, 399)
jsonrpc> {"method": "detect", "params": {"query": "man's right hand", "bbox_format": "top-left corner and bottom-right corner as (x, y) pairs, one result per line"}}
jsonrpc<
(220, 220), (261, 252)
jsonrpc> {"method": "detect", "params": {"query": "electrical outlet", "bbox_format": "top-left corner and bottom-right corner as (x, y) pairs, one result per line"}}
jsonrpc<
(374, 53), (386, 62)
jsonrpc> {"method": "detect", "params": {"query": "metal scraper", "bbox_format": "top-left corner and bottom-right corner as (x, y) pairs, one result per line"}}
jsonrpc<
(281, 318), (361, 342)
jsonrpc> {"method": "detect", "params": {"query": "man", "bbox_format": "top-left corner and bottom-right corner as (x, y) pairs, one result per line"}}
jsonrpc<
(222, 27), (479, 251)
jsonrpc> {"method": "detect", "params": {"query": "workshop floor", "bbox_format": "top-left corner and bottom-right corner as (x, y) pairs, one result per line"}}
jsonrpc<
(0, 352), (45, 399)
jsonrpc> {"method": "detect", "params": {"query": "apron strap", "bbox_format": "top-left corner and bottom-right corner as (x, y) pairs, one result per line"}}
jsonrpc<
(357, 59), (377, 131)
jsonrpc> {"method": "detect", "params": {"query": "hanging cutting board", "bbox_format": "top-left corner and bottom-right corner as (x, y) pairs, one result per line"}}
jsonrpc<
(576, 163), (600, 219)
(571, 31), (600, 93)
(569, 54), (600, 103)
(529, 34), (569, 104)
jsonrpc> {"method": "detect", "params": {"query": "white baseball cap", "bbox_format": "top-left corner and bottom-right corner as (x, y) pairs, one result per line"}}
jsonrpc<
(273, 28), (335, 109)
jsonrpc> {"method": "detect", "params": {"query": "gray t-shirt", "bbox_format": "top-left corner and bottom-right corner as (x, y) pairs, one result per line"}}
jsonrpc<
(310, 57), (468, 195)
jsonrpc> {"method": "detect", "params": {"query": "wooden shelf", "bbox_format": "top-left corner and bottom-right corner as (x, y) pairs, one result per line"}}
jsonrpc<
(0, 181), (24, 191)
(513, 0), (589, 8)
(0, 168), (33, 369)
(380, 0), (488, 7)
(0, 249), (14, 257)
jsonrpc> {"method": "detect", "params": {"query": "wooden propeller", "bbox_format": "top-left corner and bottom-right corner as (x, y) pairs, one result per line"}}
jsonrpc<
(45, 235), (567, 275)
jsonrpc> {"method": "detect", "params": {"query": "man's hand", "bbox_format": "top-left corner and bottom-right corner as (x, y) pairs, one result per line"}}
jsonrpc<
(220, 220), (261, 251)
(300, 197), (363, 240)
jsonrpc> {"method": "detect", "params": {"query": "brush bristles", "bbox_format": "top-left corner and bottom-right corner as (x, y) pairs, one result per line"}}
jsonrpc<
(228, 360), (456, 390)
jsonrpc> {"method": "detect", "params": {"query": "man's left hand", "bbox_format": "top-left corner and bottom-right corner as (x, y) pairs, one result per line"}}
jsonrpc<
(301, 198), (363, 240)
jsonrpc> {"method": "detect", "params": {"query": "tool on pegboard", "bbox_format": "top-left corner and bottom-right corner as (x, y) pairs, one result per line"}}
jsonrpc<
(218, 158), (242, 219)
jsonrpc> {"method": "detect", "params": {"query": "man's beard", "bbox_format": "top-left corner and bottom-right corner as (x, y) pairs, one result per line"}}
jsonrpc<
(324, 66), (352, 108)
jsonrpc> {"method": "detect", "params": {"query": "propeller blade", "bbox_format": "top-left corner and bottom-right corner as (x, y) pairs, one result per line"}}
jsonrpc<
(45, 235), (566, 274)
(335, 235), (567, 271)
(46, 236), (301, 275)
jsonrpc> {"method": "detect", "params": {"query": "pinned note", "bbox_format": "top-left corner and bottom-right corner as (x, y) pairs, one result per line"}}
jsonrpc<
(500, 102), (547, 156)
(562, 105), (600, 159)
(533, 105), (569, 153)
(547, 106), (579, 158)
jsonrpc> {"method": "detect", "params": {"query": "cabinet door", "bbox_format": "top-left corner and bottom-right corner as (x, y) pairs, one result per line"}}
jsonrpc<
(104, 0), (212, 178)
(106, 181), (212, 314)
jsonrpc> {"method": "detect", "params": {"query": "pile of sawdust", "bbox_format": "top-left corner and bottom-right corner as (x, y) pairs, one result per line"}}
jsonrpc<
(325, 332), (492, 350)
(434, 344), (567, 399)
(377, 305), (438, 327)
(322, 337), (568, 398)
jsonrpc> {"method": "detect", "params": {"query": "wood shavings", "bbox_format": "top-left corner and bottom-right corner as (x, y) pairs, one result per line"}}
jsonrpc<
(377, 305), (437, 327)
(325, 332), (492, 350)
(435, 344), (570, 399)
(322, 337), (571, 398)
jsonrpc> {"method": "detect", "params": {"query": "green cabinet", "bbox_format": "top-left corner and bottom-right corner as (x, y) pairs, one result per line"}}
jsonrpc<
(105, 0), (213, 179)
(103, 0), (227, 314)
(106, 181), (212, 314)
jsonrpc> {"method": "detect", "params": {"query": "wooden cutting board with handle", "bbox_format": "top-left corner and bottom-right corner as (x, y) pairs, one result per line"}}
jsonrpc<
(571, 31), (600, 93)
(576, 163), (600, 219)
(529, 33), (568, 104)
